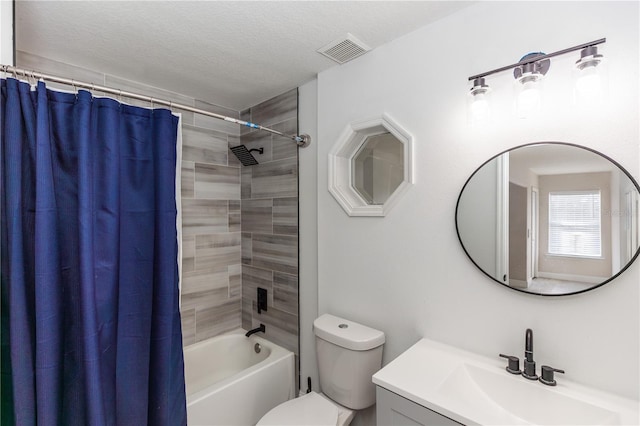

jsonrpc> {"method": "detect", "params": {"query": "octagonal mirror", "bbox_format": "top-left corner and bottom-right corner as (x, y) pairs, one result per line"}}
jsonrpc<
(329, 114), (413, 216)
(352, 132), (404, 205)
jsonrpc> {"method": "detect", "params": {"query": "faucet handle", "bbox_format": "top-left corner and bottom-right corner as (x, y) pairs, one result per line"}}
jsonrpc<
(539, 365), (565, 386)
(499, 354), (522, 374)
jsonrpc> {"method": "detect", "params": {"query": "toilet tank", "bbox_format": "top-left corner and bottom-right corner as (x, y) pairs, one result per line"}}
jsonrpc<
(313, 314), (385, 410)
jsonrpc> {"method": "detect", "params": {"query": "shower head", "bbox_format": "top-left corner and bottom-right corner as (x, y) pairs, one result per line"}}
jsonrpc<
(230, 145), (263, 166)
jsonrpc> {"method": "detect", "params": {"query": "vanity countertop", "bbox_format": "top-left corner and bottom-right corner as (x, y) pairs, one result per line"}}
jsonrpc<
(372, 338), (639, 425)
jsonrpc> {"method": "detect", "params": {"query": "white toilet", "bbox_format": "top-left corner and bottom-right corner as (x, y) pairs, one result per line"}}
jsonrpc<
(257, 314), (385, 426)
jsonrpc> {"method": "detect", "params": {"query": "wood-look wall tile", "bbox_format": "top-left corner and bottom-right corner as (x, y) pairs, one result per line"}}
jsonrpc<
(251, 89), (297, 127)
(228, 135), (242, 168)
(182, 267), (229, 295)
(229, 264), (242, 299)
(241, 265), (273, 302)
(273, 272), (298, 315)
(241, 167), (252, 200)
(273, 197), (297, 235)
(182, 125), (229, 165)
(242, 300), (253, 330)
(194, 99), (239, 120)
(252, 234), (298, 275)
(181, 308), (196, 347)
(242, 265), (274, 316)
(251, 157), (298, 199)
(192, 115), (240, 136)
(271, 119), (298, 161)
(241, 199), (273, 234)
(193, 101), (242, 136)
(242, 232), (252, 265)
(228, 200), (241, 232)
(194, 164), (240, 200)
(182, 199), (228, 235)
(181, 161), (195, 199)
(237, 89), (299, 353)
(195, 233), (241, 269)
(229, 200), (241, 213)
(182, 235), (196, 273)
(181, 287), (230, 312)
(195, 298), (242, 342)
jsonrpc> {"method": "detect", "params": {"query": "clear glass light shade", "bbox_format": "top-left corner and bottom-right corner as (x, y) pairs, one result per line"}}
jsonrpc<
(468, 77), (491, 127)
(469, 91), (491, 126)
(575, 63), (603, 104)
(516, 76), (542, 118)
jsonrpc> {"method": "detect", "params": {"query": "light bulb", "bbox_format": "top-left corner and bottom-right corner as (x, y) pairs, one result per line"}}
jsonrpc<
(468, 77), (491, 126)
(471, 92), (490, 124)
(512, 55), (548, 119)
(575, 64), (602, 104)
(574, 45), (604, 105)
(517, 79), (541, 118)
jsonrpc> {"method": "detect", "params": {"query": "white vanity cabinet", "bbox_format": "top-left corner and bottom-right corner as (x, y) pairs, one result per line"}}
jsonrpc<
(376, 386), (461, 426)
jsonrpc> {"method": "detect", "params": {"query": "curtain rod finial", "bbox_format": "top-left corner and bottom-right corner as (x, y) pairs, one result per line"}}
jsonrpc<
(296, 134), (311, 148)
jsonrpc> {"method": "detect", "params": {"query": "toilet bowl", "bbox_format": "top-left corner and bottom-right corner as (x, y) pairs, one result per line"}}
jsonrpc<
(256, 391), (354, 426)
(256, 314), (385, 426)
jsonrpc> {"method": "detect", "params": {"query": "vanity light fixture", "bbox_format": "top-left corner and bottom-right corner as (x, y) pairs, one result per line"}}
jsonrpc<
(467, 38), (606, 118)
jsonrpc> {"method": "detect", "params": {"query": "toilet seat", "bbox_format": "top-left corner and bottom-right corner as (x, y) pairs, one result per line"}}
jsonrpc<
(256, 391), (354, 426)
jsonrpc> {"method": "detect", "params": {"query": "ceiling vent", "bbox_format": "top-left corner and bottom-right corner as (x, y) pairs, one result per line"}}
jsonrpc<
(317, 33), (371, 64)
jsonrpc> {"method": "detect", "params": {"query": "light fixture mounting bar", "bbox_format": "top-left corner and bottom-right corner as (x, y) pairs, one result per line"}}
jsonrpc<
(468, 38), (606, 81)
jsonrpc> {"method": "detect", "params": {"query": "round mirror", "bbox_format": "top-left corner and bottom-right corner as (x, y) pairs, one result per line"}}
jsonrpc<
(455, 142), (640, 296)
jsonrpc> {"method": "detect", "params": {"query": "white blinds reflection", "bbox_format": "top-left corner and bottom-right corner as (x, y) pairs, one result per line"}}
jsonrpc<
(548, 190), (602, 257)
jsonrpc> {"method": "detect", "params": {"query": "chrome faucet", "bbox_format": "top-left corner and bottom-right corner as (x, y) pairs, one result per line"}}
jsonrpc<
(245, 323), (266, 337)
(522, 328), (538, 380)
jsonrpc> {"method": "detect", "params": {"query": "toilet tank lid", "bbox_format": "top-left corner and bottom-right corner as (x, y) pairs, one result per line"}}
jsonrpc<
(313, 314), (385, 351)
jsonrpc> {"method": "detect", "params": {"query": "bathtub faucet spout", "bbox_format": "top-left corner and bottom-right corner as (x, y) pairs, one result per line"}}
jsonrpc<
(245, 324), (266, 337)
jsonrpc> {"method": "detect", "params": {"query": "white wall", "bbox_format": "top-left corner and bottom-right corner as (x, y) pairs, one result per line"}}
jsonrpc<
(311, 1), (639, 401)
(1, 0), (14, 65)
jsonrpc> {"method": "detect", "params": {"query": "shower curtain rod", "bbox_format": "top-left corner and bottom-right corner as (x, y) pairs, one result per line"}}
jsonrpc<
(0, 64), (311, 147)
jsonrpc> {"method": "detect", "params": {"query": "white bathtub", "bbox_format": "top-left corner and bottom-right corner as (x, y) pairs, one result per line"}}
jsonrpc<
(184, 329), (295, 426)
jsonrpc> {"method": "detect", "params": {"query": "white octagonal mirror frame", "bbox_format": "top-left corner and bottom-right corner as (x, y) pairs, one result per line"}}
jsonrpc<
(328, 114), (414, 216)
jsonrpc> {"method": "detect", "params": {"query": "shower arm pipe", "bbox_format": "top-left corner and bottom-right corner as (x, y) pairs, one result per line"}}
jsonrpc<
(0, 64), (311, 147)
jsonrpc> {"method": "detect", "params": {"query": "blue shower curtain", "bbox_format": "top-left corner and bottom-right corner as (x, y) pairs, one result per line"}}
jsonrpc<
(0, 78), (186, 425)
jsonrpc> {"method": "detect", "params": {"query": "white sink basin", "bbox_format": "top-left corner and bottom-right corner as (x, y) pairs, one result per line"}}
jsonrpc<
(437, 363), (620, 425)
(372, 338), (639, 425)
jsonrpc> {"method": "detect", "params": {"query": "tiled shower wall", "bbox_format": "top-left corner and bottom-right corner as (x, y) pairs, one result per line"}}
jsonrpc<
(180, 120), (243, 345)
(15, 52), (246, 346)
(239, 89), (299, 361)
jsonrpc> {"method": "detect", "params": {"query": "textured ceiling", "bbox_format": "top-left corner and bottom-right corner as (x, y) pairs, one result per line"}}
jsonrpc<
(16, 1), (473, 110)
